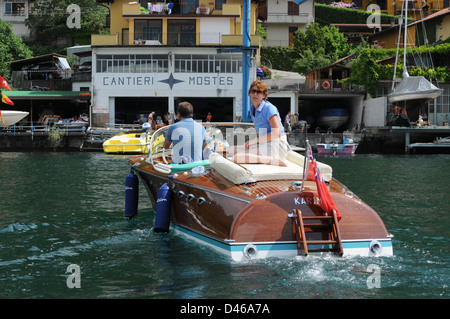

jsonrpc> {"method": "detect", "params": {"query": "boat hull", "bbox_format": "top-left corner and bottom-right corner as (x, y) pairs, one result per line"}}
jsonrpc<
(174, 224), (393, 261)
(129, 155), (393, 261)
(0, 111), (29, 127)
(316, 109), (349, 130)
(103, 131), (151, 154)
(316, 143), (358, 156)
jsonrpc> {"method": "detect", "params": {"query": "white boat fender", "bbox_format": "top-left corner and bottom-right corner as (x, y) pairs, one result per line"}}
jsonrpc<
(369, 240), (382, 255)
(125, 168), (139, 219)
(243, 244), (258, 259)
(154, 163), (172, 175)
(154, 183), (172, 233)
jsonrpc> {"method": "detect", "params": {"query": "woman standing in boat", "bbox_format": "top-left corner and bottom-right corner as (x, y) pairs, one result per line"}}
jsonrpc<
(230, 80), (288, 166)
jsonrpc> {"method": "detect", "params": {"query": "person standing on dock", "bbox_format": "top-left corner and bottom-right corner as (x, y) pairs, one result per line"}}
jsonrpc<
(163, 102), (207, 163)
(148, 111), (155, 130)
(284, 111), (291, 133)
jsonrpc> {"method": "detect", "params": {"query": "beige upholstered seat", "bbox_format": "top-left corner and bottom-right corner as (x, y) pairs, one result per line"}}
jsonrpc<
(209, 151), (332, 184)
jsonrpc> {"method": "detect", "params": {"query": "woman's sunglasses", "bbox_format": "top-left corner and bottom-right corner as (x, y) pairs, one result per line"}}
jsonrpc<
(250, 89), (264, 94)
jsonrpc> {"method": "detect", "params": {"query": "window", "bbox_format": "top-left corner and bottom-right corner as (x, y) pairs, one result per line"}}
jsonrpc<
(4, 2), (26, 16)
(174, 54), (242, 73)
(288, 1), (299, 16)
(168, 20), (196, 46)
(96, 54), (168, 73)
(215, 0), (227, 10)
(377, 0), (387, 11)
(181, 0), (199, 14)
(134, 20), (162, 42)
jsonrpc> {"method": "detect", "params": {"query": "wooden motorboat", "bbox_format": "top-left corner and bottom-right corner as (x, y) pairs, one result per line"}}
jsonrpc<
(127, 123), (393, 261)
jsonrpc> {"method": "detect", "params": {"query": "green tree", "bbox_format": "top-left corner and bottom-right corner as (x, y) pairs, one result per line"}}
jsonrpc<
(25, 0), (108, 47)
(0, 20), (33, 81)
(293, 23), (349, 60)
(256, 24), (267, 45)
(292, 48), (332, 75)
(347, 49), (380, 97)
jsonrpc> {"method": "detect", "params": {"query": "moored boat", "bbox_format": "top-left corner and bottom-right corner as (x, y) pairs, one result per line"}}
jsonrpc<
(55, 114), (89, 131)
(0, 110), (29, 127)
(127, 123), (393, 261)
(103, 124), (156, 154)
(316, 108), (349, 130)
(316, 139), (358, 156)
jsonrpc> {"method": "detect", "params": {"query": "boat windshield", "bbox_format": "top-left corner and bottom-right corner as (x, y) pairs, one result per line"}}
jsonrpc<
(146, 122), (257, 163)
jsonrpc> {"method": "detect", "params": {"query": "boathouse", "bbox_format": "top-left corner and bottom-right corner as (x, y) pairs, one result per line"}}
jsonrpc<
(90, 0), (272, 127)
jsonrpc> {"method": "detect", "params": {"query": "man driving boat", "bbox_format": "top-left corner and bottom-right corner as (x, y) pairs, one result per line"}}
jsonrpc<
(163, 101), (207, 163)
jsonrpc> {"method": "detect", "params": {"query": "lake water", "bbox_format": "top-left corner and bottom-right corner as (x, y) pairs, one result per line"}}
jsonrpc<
(0, 152), (448, 304)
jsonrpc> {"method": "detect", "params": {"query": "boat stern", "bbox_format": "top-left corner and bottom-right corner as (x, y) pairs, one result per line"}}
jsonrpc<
(225, 190), (393, 261)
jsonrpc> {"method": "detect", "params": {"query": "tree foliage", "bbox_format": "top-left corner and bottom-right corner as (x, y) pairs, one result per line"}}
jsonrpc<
(0, 20), (33, 81)
(293, 22), (350, 62)
(292, 48), (332, 75)
(346, 44), (450, 97)
(347, 49), (381, 97)
(290, 22), (352, 74)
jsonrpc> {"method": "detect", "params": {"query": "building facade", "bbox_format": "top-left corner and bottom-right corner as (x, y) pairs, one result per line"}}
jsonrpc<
(260, 0), (314, 47)
(90, 0), (269, 127)
(0, 0), (30, 36)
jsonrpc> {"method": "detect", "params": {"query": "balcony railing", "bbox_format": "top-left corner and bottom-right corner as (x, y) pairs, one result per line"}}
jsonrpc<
(92, 31), (260, 46)
(263, 78), (364, 93)
(305, 79), (363, 93)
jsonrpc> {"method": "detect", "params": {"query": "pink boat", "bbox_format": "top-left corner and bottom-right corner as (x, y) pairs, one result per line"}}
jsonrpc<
(316, 141), (358, 156)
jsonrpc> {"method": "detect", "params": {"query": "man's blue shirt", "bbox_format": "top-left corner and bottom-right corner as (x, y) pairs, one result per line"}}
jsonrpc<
(166, 118), (206, 163)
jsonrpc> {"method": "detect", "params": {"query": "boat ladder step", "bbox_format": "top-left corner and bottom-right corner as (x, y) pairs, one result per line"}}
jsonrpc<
(290, 208), (343, 256)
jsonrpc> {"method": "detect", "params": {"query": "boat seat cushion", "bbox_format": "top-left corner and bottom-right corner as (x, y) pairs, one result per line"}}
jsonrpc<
(169, 159), (210, 173)
(209, 153), (253, 184)
(241, 159), (303, 181)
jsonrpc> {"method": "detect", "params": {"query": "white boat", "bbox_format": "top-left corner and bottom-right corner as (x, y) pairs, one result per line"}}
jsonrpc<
(387, 0), (443, 104)
(388, 75), (443, 103)
(0, 110), (29, 127)
(316, 108), (349, 130)
(55, 118), (88, 130)
(435, 136), (450, 144)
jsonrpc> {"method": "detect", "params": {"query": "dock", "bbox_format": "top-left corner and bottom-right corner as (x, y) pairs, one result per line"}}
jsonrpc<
(408, 141), (450, 153)
(2, 122), (450, 154)
(388, 126), (450, 153)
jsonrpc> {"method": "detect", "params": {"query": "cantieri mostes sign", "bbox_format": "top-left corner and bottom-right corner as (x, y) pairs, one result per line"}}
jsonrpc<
(97, 73), (239, 90)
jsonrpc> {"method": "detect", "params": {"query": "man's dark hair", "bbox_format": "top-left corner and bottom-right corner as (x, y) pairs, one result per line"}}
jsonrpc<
(177, 101), (194, 118)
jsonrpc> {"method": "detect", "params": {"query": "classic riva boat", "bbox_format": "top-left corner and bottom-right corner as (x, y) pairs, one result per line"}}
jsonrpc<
(127, 123), (393, 261)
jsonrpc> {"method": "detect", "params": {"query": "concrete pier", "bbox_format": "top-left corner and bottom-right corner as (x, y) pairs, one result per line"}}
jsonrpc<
(1, 125), (449, 154)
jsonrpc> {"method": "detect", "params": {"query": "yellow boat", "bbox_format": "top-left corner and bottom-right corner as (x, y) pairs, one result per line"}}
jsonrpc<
(103, 129), (152, 154)
(102, 127), (166, 155)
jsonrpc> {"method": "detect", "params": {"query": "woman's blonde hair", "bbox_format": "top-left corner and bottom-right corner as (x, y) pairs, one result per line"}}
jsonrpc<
(248, 80), (268, 100)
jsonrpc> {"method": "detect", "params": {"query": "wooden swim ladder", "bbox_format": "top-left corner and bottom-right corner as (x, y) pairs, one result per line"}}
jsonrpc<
(290, 208), (343, 256)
